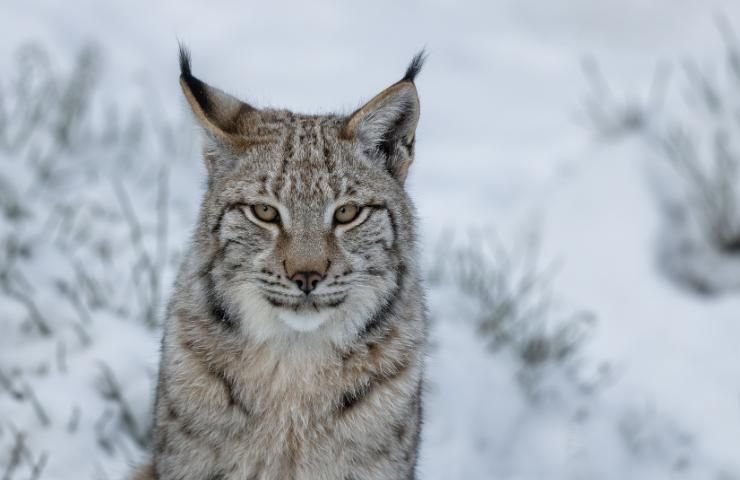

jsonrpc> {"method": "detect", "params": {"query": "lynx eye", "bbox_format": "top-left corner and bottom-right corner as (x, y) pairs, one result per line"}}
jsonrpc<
(252, 204), (279, 223)
(334, 204), (361, 224)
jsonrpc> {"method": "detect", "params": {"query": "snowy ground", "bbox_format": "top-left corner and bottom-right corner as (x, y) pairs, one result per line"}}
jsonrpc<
(2, 1), (740, 479)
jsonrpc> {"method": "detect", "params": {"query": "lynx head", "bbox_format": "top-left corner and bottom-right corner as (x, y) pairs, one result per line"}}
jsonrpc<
(180, 45), (424, 343)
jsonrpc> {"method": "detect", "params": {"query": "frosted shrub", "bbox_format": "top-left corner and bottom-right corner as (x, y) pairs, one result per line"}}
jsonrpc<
(429, 232), (598, 401)
(582, 20), (740, 295)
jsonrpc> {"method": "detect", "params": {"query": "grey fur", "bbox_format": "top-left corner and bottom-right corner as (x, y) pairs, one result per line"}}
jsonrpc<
(135, 48), (427, 480)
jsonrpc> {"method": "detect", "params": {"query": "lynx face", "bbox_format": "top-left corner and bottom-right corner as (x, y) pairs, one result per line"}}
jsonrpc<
(180, 47), (423, 341)
(212, 123), (406, 339)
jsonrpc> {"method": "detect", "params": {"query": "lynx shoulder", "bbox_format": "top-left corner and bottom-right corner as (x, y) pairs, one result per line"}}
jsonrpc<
(135, 45), (428, 480)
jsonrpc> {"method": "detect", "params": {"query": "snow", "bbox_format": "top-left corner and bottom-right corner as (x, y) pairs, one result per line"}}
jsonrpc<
(2, 1), (740, 479)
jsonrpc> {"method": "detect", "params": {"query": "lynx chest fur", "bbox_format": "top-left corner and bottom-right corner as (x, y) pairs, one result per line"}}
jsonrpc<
(134, 47), (428, 480)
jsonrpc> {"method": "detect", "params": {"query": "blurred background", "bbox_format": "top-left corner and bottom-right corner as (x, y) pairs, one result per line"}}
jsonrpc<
(2, 1), (740, 478)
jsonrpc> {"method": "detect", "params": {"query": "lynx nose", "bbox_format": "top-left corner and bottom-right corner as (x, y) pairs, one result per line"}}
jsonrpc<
(290, 271), (324, 295)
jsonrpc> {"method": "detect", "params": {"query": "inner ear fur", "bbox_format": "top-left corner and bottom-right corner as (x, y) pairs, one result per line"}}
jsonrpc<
(344, 81), (419, 143)
(342, 80), (420, 183)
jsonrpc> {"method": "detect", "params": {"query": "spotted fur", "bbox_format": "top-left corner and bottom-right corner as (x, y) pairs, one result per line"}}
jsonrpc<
(134, 46), (427, 480)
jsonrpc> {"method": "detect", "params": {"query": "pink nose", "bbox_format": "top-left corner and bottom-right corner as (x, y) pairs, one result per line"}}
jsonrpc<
(290, 271), (323, 294)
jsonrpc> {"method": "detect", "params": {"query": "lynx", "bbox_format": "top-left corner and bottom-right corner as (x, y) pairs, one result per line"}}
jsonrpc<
(133, 45), (428, 480)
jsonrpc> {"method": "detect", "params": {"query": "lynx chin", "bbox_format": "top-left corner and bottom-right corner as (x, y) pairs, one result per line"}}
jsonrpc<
(132, 45), (428, 480)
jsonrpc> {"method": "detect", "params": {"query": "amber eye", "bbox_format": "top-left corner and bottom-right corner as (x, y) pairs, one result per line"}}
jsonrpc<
(334, 204), (361, 224)
(252, 204), (279, 223)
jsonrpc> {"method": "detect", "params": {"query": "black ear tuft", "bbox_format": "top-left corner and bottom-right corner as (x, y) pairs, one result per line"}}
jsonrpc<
(177, 44), (214, 119)
(178, 42), (192, 79)
(402, 49), (427, 83)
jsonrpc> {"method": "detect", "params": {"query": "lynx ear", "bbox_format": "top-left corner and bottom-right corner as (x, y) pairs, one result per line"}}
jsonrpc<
(178, 44), (257, 143)
(343, 51), (425, 184)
